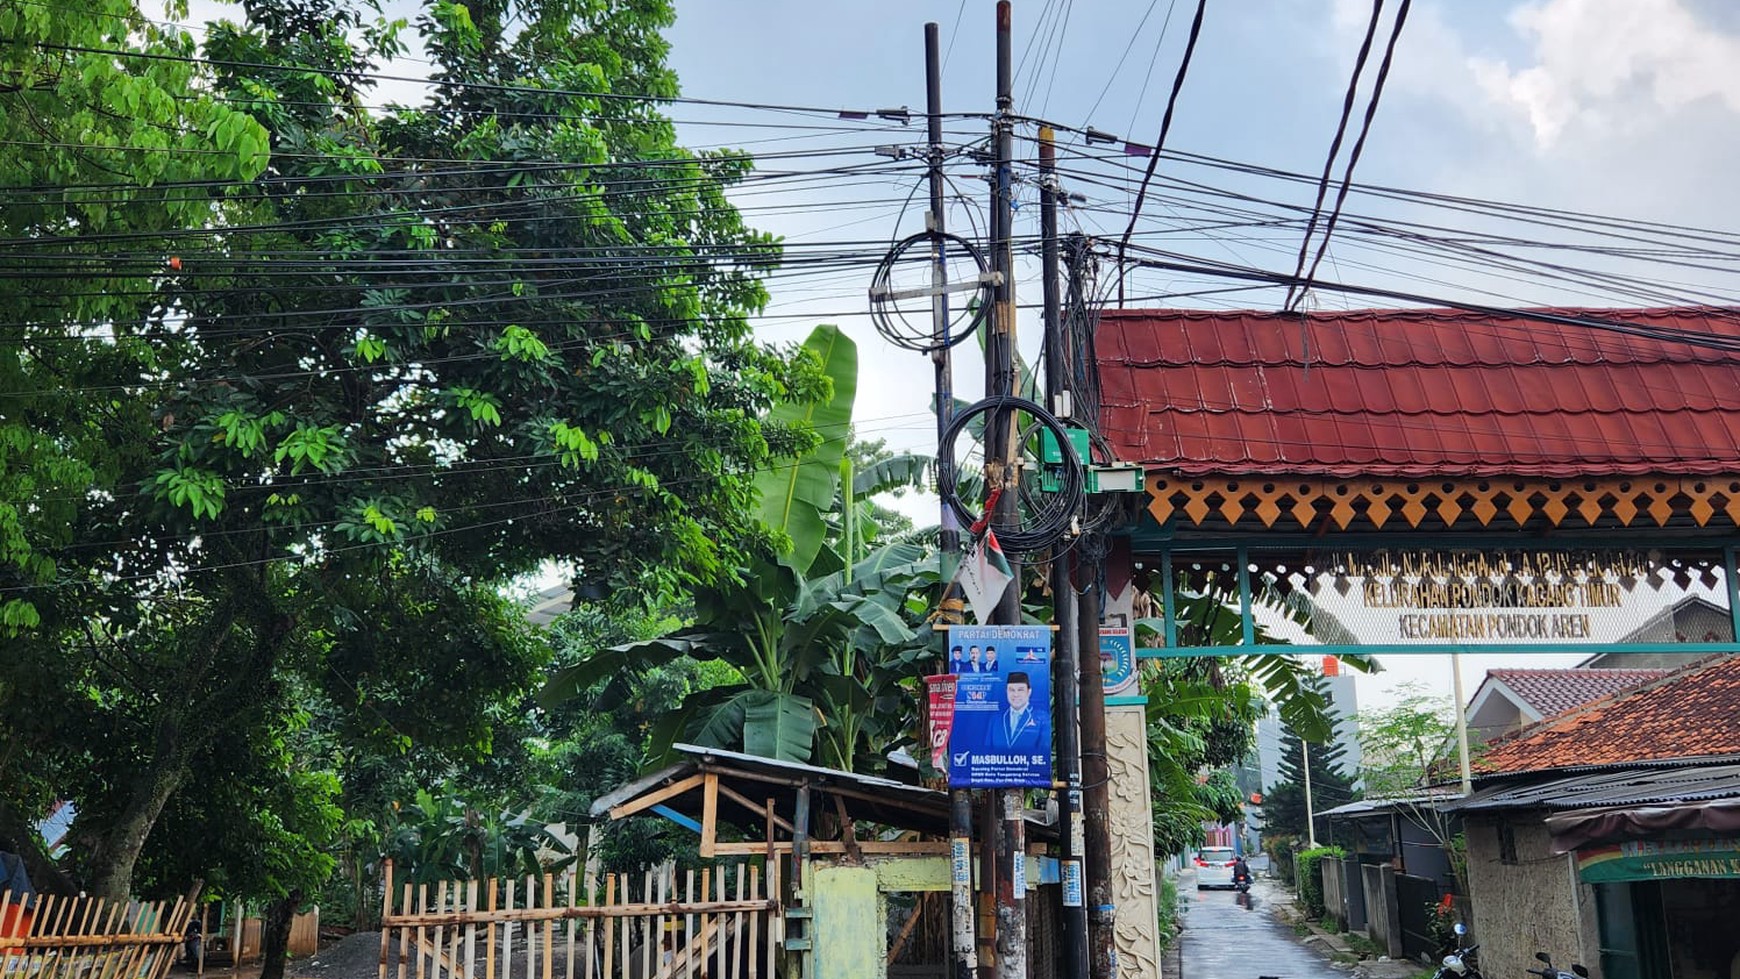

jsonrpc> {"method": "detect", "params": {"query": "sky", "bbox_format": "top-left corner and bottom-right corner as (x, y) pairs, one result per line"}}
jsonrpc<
(650, 0), (1740, 709)
(174, 0), (1740, 707)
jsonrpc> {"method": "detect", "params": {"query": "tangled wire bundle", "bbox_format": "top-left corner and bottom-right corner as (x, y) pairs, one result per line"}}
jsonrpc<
(867, 230), (995, 352)
(936, 395), (1086, 553)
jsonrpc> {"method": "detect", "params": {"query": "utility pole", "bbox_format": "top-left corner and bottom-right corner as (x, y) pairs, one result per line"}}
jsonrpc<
(1064, 234), (1115, 979)
(1450, 653), (1473, 795)
(924, 22), (977, 979)
(1039, 126), (1089, 979)
(1078, 564), (1113, 979)
(987, 6), (1025, 979)
(1303, 739), (1318, 848)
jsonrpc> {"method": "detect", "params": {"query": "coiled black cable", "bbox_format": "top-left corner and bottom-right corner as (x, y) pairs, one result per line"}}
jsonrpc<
(936, 395), (1086, 554)
(867, 230), (995, 351)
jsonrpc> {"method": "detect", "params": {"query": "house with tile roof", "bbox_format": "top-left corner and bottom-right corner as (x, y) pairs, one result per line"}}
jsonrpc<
(1093, 305), (1740, 978)
(1464, 667), (1672, 742)
(1443, 655), (1740, 979)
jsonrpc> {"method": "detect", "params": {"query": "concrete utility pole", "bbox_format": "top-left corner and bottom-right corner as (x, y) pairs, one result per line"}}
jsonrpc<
(1303, 739), (1318, 848)
(1450, 653), (1474, 795)
(1039, 126), (1089, 979)
(922, 22), (978, 979)
(987, 6), (1025, 979)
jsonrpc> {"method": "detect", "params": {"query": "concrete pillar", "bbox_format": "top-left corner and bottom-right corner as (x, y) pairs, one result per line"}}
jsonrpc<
(1106, 704), (1162, 979)
(811, 866), (885, 979)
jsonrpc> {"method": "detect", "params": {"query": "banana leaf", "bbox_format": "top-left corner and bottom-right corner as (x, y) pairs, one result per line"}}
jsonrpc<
(754, 324), (858, 575)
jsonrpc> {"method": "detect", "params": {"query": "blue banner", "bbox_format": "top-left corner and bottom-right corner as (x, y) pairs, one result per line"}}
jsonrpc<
(944, 625), (1053, 788)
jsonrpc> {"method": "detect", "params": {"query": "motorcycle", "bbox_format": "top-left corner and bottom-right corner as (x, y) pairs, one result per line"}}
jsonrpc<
(1233, 869), (1252, 893)
(1432, 922), (1483, 979)
(1527, 950), (1590, 979)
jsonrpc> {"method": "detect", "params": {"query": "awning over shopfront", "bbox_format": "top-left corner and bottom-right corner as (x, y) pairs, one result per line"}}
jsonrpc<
(1571, 835), (1740, 882)
(1447, 761), (1740, 879)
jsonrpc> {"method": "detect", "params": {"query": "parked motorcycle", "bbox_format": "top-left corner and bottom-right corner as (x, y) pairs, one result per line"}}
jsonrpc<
(1526, 950), (1589, 979)
(1432, 922), (1483, 979)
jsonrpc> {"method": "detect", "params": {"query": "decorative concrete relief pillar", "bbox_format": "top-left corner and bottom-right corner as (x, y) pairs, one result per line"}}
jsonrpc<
(1105, 704), (1161, 979)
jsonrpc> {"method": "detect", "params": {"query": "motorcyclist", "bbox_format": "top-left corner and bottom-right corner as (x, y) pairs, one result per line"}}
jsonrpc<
(1231, 854), (1251, 888)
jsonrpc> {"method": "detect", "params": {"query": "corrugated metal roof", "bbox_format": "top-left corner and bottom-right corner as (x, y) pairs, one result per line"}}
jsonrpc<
(1320, 791), (1464, 817)
(1095, 306), (1740, 477)
(1450, 762), (1740, 812)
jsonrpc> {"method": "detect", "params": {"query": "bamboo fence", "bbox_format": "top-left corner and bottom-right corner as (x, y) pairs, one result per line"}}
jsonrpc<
(0, 891), (195, 979)
(376, 861), (782, 979)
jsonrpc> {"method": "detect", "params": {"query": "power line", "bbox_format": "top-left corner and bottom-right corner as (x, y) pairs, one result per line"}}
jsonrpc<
(1113, 0), (1208, 304)
(15, 37), (991, 124)
(1289, 0), (1413, 313)
(1082, 0), (1169, 123)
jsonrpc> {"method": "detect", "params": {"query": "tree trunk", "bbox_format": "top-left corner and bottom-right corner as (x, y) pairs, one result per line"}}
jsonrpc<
(86, 754), (187, 902)
(259, 888), (303, 979)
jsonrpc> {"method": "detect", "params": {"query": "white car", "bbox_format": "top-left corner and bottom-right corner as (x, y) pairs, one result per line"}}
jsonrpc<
(1193, 846), (1238, 889)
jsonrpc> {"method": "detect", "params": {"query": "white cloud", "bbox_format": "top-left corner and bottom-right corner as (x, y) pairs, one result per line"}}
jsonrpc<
(1470, 0), (1740, 148)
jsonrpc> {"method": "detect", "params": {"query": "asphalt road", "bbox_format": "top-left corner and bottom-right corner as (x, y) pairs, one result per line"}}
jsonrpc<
(1177, 868), (1345, 979)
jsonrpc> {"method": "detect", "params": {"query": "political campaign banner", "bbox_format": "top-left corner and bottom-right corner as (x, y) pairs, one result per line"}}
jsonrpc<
(944, 624), (1052, 788)
(925, 674), (958, 773)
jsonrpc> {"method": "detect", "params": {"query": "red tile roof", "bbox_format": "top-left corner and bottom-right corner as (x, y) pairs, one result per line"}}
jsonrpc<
(1095, 306), (1740, 477)
(1487, 668), (1672, 718)
(1479, 655), (1740, 773)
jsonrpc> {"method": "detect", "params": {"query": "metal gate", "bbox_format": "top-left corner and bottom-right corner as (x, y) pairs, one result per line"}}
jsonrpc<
(1395, 873), (1443, 960)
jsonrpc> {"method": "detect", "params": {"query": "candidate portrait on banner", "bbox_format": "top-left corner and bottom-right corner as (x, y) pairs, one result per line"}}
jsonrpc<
(990, 671), (1047, 751)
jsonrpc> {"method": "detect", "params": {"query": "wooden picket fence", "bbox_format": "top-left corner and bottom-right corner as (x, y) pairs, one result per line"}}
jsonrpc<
(377, 860), (783, 979)
(0, 890), (195, 979)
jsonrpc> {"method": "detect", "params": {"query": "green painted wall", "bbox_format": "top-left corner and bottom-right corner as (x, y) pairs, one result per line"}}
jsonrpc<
(811, 866), (885, 979)
(874, 857), (951, 892)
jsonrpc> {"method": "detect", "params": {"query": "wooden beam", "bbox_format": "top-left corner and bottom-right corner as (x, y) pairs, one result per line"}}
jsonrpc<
(699, 774), (719, 858)
(709, 841), (951, 857)
(607, 774), (705, 821)
(831, 793), (862, 864)
(717, 784), (795, 835)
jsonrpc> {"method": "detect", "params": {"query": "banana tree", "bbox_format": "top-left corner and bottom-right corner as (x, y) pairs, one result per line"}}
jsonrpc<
(541, 325), (941, 766)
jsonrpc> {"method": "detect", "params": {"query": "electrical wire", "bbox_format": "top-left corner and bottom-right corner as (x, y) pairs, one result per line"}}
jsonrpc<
(1289, 0), (1413, 313)
(1113, 0), (1208, 304)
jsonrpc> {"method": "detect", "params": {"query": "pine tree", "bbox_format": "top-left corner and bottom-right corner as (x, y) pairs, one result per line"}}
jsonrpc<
(1265, 678), (1358, 840)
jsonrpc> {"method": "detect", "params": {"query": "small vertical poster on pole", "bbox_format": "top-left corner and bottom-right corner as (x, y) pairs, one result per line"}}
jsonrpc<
(944, 624), (1053, 788)
(925, 674), (958, 773)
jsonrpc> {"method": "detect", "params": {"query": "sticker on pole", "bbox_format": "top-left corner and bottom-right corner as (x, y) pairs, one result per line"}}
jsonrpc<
(1062, 859), (1084, 907)
(1100, 627), (1136, 696)
(944, 625), (1052, 788)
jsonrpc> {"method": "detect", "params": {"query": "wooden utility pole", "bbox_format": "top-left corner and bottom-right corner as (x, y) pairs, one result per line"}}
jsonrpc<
(1039, 126), (1089, 978)
(987, 6), (1025, 979)
(923, 21), (978, 979)
(1078, 563), (1114, 979)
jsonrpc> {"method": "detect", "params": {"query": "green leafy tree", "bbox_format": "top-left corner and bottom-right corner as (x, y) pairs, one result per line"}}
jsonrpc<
(545, 326), (942, 768)
(1359, 683), (1458, 798)
(2, 0), (807, 924)
(0, 0), (269, 634)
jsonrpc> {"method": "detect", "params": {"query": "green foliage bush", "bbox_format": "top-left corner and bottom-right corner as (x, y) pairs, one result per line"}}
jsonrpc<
(1156, 874), (1181, 949)
(1268, 834), (1301, 884)
(1295, 845), (1345, 919)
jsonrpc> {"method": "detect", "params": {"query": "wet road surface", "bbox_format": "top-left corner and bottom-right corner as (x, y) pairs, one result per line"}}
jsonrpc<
(1177, 869), (1345, 979)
